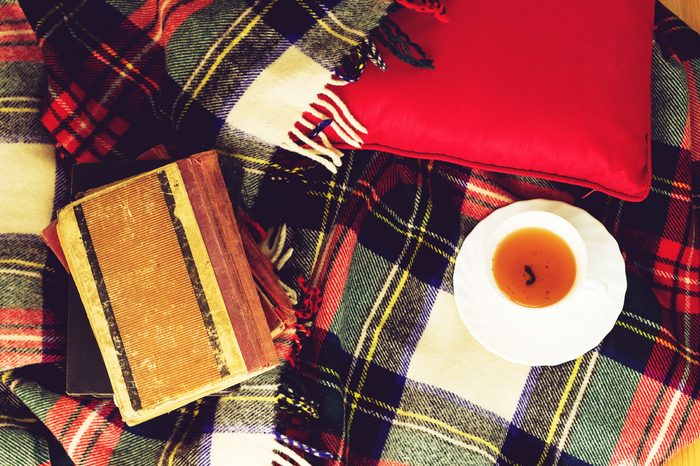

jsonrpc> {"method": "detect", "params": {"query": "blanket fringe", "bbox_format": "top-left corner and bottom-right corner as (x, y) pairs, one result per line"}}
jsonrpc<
(335, 37), (386, 83)
(334, 1), (440, 85)
(273, 276), (322, 367)
(287, 277), (321, 365)
(272, 441), (313, 466)
(395, 0), (448, 22)
(308, 106), (361, 148)
(284, 81), (367, 172)
(284, 0), (443, 171)
(374, 16), (434, 69)
(259, 223), (298, 305)
(275, 433), (336, 460)
(272, 277), (327, 465)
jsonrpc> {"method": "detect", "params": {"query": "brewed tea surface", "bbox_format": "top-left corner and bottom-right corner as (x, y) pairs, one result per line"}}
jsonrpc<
(492, 228), (576, 307)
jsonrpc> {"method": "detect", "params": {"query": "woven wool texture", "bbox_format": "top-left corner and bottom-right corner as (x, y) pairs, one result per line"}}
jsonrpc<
(1, 0), (700, 465)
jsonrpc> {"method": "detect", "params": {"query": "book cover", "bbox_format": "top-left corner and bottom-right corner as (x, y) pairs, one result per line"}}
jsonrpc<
(55, 152), (277, 425)
(65, 160), (168, 397)
(44, 158), (294, 398)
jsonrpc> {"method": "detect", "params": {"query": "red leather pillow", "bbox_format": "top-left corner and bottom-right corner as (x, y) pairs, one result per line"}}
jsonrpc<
(332, 1), (655, 201)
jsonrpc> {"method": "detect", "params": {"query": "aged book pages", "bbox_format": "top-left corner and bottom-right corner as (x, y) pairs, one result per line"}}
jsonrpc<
(240, 225), (296, 337)
(56, 153), (277, 425)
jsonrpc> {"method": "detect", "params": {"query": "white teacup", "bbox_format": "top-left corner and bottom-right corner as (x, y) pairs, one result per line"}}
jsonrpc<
(483, 211), (603, 309)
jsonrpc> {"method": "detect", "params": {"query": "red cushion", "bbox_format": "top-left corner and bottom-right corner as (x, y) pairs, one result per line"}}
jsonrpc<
(333, 1), (655, 201)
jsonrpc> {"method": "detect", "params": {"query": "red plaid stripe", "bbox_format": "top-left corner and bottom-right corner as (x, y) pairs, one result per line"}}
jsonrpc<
(128, 0), (214, 45)
(0, 4), (42, 62)
(42, 83), (129, 162)
(310, 228), (359, 354)
(44, 396), (123, 466)
(608, 43), (700, 464)
(645, 339), (699, 397)
(612, 376), (697, 464)
(0, 308), (64, 370)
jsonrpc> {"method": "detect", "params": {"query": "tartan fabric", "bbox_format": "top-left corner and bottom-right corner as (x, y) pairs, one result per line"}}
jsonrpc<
(0, 0), (64, 374)
(260, 5), (700, 464)
(0, 0), (388, 464)
(1, 2), (700, 466)
(19, 0), (388, 167)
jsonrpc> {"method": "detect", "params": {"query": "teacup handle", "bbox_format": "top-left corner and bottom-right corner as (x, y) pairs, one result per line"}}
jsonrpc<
(582, 278), (608, 294)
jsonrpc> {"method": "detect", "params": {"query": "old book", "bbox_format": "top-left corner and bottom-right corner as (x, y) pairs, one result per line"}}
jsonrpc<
(42, 158), (295, 397)
(55, 151), (277, 425)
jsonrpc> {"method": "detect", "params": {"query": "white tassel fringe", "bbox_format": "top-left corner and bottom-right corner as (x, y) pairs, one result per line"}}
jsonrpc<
(285, 79), (367, 171)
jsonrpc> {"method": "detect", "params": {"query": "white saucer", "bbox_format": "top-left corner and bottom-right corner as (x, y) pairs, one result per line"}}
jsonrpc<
(453, 199), (626, 366)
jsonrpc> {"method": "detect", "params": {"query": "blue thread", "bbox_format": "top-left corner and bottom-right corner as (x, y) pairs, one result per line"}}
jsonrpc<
(309, 119), (332, 139)
(275, 432), (336, 460)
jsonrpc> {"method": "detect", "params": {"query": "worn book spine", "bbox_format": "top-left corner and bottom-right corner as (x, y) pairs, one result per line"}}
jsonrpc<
(178, 153), (278, 372)
(56, 155), (276, 425)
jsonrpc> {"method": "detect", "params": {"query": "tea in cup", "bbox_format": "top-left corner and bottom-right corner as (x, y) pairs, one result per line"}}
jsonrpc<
(484, 211), (594, 308)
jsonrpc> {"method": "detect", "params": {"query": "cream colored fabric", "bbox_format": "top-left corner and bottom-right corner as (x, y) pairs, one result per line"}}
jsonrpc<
(226, 46), (329, 151)
(0, 143), (55, 234)
(407, 290), (531, 421)
(211, 432), (311, 466)
(225, 46), (364, 172)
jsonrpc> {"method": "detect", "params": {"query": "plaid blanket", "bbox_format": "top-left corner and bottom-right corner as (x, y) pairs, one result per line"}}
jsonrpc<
(1, 1), (700, 465)
(19, 0), (386, 169)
